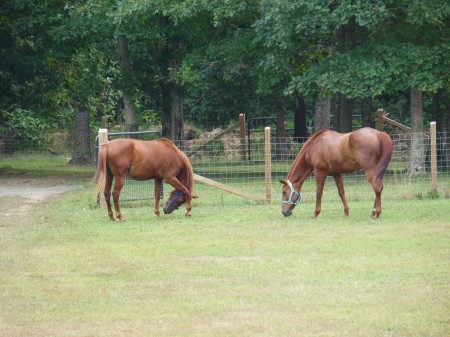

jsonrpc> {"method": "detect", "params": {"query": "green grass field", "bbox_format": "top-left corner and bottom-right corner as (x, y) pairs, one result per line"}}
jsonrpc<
(1, 165), (449, 336)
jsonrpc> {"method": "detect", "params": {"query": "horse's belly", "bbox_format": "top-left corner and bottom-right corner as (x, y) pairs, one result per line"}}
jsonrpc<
(329, 160), (360, 174)
(127, 166), (161, 181)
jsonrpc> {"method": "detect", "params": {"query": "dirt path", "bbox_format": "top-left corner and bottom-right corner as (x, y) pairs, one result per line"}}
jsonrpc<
(0, 177), (75, 217)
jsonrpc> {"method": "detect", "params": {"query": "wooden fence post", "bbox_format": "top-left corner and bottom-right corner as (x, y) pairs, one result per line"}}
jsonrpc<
(239, 113), (247, 161)
(430, 122), (437, 193)
(264, 127), (272, 204)
(101, 116), (107, 128)
(377, 108), (384, 131)
(98, 128), (108, 207)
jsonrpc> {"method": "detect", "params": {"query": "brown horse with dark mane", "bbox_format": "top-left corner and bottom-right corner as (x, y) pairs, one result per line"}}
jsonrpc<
(94, 138), (195, 221)
(280, 127), (393, 219)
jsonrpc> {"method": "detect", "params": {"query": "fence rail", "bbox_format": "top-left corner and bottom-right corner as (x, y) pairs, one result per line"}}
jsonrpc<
(1, 125), (449, 205)
(185, 126), (449, 204)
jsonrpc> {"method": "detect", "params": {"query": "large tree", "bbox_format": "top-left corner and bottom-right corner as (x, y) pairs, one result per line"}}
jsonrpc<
(256, 0), (449, 134)
(118, 35), (139, 134)
(1, 0), (104, 162)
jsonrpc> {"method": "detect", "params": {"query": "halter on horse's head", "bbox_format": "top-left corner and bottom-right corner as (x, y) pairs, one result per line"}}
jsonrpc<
(163, 190), (186, 214)
(280, 179), (302, 217)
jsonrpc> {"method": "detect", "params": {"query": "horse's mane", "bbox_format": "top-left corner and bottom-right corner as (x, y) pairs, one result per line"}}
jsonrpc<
(288, 129), (328, 175)
(160, 138), (194, 193)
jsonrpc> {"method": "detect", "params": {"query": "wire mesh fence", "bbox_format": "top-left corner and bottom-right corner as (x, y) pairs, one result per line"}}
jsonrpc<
(187, 130), (449, 205)
(2, 128), (449, 207)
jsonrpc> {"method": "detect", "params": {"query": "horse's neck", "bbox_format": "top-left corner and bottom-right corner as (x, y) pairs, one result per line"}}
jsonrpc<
(181, 161), (193, 193)
(288, 154), (311, 187)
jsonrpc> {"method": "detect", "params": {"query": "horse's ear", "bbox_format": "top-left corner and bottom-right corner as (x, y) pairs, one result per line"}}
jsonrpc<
(279, 179), (287, 185)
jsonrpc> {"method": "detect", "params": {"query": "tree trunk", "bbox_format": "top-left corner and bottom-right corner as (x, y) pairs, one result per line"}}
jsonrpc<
(115, 97), (124, 125)
(161, 82), (171, 138)
(118, 35), (138, 134)
(408, 87), (425, 177)
(169, 37), (184, 143)
(275, 95), (289, 160)
(361, 97), (373, 127)
(339, 94), (353, 133)
(334, 93), (341, 131)
(160, 54), (171, 138)
(160, 35), (184, 141)
(335, 17), (356, 133)
(123, 95), (138, 133)
(171, 87), (184, 148)
(294, 94), (309, 139)
(69, 100), (91, 165)
(432, 89), (446, 169)
(314, 97), (330, 133)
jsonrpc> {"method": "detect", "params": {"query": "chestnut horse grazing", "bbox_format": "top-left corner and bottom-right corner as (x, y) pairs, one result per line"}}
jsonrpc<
(280, 127), (393, 219)
(94, 138), (195, 221)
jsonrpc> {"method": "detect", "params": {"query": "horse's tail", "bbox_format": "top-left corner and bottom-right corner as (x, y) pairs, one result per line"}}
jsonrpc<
(373, 131), (393, 186)
(93, 143), (108, 199)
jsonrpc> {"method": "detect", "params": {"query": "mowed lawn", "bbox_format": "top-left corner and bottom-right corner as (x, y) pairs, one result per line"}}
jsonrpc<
(0, 178), (449, 337)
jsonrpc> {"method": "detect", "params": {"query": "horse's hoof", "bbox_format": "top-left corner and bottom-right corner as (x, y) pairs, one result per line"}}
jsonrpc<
(185, 212), (192, 218)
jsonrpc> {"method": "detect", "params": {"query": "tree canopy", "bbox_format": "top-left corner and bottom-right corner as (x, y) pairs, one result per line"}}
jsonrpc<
(1, 0), (449, 160)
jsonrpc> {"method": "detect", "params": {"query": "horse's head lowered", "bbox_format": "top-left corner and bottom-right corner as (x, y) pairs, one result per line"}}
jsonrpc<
(163, 190), (199, 215)
(280, 179), (302, 217)
(163, 190), (186, 214)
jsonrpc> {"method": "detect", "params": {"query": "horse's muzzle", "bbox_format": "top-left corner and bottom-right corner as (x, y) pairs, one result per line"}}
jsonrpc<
(282, 209), (292, 217)
(163, 206), (173, 214)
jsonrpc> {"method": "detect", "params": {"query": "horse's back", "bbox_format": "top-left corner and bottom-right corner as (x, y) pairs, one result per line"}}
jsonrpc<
(306, 128), (386, 173)
(107, 138), (174, 158)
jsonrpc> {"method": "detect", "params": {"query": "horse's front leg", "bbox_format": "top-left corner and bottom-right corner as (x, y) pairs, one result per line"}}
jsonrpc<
(164, 176), (192, 217)
(154, 180), (162, 218)
(112, 177), (125, 221)
(185, 196), (192, 218)
(333, 174), (349, 216)
(313, 172), (326, 218)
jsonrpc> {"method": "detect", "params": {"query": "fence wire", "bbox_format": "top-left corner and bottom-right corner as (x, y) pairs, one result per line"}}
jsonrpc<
(187, 131), (450, 204)
(1, 129), (449, 206)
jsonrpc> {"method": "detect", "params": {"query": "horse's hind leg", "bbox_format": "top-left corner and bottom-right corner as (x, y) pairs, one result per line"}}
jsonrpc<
(154, 179), (162, 218)
(333, 174), (350, 216)
(112, 176), (125, 221)
(104, 171), (115, 221)
(370, 178), (384, 219)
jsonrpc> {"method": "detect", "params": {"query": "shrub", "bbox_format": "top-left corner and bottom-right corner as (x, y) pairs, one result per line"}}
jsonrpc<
(0, 108), (48, 153)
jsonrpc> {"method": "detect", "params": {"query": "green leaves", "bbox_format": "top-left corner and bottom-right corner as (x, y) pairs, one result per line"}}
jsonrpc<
(293, 41), (450, 98)
(2, 0), (449, 133)
(256, 0), (450, 100)
(0, 108), (48, 146)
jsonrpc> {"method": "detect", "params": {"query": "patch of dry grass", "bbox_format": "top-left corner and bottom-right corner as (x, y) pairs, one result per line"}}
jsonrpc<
(0, 179), (449, 336)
